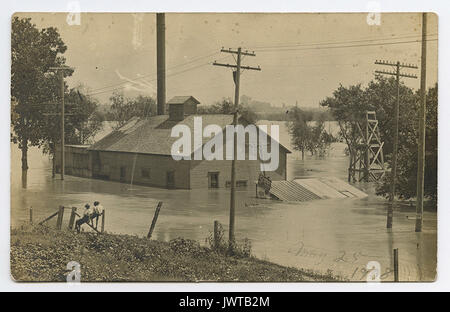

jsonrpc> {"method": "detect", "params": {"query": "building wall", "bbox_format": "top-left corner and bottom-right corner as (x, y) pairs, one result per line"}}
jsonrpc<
(262, 148), (287, 181)
(190, 159), (261, 189)
(91, 151), (191, 189)
(55, 145), (92, 178)
(184, 98), (198, 115)
(55, 127), (288, 190)
(189, 132), (288, 189)
(169, 104), (184, 121)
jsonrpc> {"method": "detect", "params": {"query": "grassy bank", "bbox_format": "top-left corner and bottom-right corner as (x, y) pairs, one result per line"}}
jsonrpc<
(11, 225), (343, 282)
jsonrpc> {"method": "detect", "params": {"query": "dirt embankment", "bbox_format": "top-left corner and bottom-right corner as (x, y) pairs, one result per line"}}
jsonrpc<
(11, 225), (342, 282)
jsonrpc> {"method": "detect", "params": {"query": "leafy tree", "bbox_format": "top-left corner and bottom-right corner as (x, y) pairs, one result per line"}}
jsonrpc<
(66, 87), (104, 145)
(288, 108), (323, 160)
(198, 98), (258, 124)
(287, 107), (313, 160)
(320, 76), (416, 162)
(106, 92), (156, 129)
(11, 16), (70, 187)
(287, 107), (333, 159)
(309, 116), (335, 157)
(39, 86), (104, 177)
(375, 84), (437, 201)
(321, 76), (437, 201)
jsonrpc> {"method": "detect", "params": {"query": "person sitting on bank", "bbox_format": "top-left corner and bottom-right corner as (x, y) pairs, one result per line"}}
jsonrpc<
(91, 201), (104, 229)
(75, 204), (93, 233)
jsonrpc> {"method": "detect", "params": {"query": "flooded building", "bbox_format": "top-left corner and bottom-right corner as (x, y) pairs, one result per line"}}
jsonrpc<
(56, 96), (290, 189)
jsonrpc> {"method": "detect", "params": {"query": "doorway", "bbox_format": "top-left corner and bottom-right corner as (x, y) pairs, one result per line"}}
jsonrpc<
(208, 172), (219, 188)
(120, 166), (126, 182)
(166, 171), (175, 189)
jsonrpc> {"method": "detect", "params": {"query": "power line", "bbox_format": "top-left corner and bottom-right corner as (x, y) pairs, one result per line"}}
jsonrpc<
(86, 36), (437, 98)
(86, 51), (220, 95)
(249, 32), (438, 51)
(254, 38), (438, 53)
(87, 60), (216, 96)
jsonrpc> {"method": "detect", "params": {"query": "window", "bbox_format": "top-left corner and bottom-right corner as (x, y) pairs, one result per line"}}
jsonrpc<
(208, 172), (219, 188)
(141, 168), (150, 178)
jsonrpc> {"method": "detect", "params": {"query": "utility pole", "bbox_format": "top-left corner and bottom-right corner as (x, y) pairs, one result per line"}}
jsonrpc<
(49, 66), (73, 180)
(375, 60), (417, 228)
(416, 13), (428, 233)
(213, 48), (261, 250)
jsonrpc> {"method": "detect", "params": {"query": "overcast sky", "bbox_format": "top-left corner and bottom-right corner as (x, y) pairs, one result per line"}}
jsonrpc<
(15, 12), (438, 108)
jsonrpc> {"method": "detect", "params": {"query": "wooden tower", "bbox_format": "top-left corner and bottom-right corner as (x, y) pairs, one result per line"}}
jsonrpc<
(349, 111), (386, 182)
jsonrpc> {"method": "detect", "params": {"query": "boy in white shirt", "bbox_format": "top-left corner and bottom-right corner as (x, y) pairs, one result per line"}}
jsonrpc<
(92, 201), (104, 229)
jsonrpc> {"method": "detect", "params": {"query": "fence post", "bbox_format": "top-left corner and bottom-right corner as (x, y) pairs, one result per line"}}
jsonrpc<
(56, 206), (64, 230)
(68, 207), (77, 230)
(29, 207), (33, 224)
(147, 201), (163, 239)
(214, 220), (220, 249)
(101, 210), (105, 233)
(394, 248), (399, 282)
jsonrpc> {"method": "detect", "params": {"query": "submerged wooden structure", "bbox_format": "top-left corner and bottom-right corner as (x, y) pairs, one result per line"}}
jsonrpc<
(348, 111), (386, 182)
(257, 176), (368, 202)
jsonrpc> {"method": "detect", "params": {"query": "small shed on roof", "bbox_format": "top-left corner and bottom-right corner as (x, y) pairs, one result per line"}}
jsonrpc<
(167, 96), (200, 105)
(167, 96), (200, 120)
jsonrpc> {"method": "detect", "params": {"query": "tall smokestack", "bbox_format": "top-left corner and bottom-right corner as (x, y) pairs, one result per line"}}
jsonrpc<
(156, 13), (166, 115)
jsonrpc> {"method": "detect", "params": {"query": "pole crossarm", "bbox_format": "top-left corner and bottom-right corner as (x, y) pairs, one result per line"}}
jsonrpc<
(375, 70), (417, 79)
(375, 60), (418, 69)
(220, 48), (256, 56)
(213, 62), (261, 71)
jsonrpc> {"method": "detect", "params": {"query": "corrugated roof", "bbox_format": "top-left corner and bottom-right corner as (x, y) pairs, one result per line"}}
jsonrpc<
(167, 96), (200, 105)
(89, 114), (291, 156)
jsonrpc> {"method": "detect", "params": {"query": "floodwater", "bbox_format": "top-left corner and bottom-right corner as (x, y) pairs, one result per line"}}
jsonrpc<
(10, 121), (437, 281)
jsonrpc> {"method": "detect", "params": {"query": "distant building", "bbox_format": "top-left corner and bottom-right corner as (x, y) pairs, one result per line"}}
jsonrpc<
(55, 96), (290, 189)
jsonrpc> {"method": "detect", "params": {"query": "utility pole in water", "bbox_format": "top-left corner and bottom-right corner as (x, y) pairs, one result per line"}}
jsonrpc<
(213, 48), (260, 251)
(374, 60), (417, 228)
(416, 13), (428, 233)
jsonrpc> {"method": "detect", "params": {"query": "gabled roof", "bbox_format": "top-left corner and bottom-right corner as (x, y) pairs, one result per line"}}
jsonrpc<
(88, 114), (291, 156)
(167, 96), (200, 105)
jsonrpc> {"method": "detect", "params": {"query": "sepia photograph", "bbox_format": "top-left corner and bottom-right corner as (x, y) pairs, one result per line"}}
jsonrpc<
(10, 12), (438, 283)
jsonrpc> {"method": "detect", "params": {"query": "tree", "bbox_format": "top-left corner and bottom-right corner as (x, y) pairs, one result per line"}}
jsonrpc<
(309, 115), (335, 157)
(321, 76), (437, 201)
(11, 16), (70, 187)
(39, 86), (104, 177)
(198, 98), (258, 124)
(375, 84), (437, 202)
(321, 76), (416, 162)
(287, 107), (313, 160)
(106, 92), (156, 129)
(66, 88), (104, 145)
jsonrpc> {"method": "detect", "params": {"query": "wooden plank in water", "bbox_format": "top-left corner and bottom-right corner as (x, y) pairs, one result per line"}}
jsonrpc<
(294, 179), (347, 199)
(269, 180), (320, 202)
(319, 177), (368, 198)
